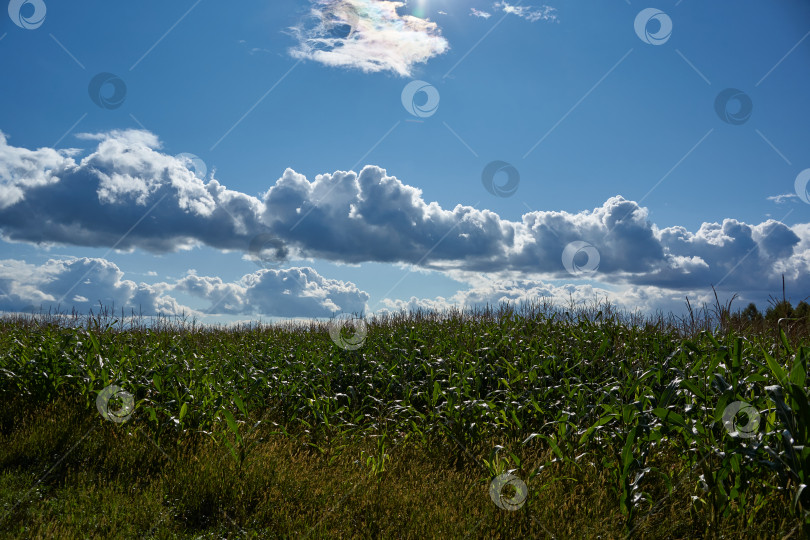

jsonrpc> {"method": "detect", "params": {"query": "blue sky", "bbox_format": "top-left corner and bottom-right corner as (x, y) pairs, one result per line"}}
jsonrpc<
(1, 0), (809, 323)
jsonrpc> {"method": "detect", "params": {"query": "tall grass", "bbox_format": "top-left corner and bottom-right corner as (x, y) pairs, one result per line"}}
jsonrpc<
(0, 297), (808, 537)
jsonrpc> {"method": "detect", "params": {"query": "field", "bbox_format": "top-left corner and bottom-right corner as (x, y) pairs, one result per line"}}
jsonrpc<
(1, 301), (809, 538)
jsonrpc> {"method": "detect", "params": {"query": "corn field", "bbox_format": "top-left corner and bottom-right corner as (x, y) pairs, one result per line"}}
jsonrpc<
(0, 303), (808, 537)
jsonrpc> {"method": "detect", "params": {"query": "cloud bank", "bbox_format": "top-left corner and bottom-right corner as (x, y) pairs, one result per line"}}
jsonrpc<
(0, 257), (369, 318)
(377, 278), (696, 320)
(0, 129), (808, 313)
(0, 257), (181, 315)
(289, 0), (449, 76)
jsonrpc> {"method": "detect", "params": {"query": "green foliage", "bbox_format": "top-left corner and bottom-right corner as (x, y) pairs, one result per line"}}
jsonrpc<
(0, 305), (808, 536)
(741, 302), (763, 323)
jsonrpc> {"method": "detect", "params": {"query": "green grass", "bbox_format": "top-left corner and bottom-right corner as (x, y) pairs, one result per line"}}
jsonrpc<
(1, 301), (809, 538)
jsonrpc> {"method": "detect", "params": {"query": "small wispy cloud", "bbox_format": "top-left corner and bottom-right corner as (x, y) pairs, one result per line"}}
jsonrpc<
(290, 0), (449, 76)
(470, 8), (491, 19)
(767, 193), (798, 204)
(238, 39), (272, 55)
(495, 2), (558, 23)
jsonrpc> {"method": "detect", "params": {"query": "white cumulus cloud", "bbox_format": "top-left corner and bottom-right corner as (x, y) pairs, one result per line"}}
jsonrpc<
(0, 128), (808, 312)
(0, 258), (369, 318)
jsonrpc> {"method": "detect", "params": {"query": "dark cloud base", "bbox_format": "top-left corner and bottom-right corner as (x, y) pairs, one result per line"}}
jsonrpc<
(0, 129), (807, 317)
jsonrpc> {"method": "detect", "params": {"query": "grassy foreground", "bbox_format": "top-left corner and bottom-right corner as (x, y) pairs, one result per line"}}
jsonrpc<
(1, 302), (809, 538)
